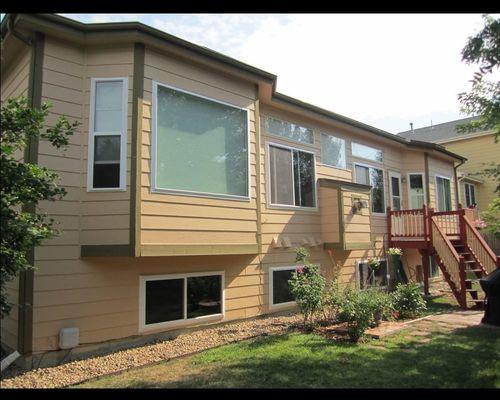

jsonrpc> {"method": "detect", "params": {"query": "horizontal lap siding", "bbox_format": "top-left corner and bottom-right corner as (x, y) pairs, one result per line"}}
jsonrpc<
(1, 46), (31, 350)
(140, 48), (258, 247)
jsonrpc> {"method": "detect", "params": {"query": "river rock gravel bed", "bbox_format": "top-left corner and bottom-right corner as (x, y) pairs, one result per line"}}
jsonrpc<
(0, 313), (301, 389)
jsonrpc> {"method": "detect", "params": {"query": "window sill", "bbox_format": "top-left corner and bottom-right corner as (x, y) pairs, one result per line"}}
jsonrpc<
(269, 301), (297, 312)
(267, 204), (319, 213)
(151, 187), (251, 202)
(139, 313), (224, 334)
(87, 187), (127, 192)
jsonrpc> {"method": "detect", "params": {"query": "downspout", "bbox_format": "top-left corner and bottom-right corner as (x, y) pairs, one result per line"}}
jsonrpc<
(453, 159), (466, 208)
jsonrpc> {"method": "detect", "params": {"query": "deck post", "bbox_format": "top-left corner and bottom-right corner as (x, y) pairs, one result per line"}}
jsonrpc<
(420, 249), (430, 296)
(387, 206), (392, 247)
(457, 204), (467, 244)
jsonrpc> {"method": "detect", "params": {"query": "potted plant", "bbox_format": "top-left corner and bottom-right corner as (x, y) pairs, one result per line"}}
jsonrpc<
(387, 247), (406, 285)
(366, 258), (380, 287)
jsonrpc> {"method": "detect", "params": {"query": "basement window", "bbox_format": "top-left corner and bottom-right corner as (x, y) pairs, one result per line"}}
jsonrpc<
(88, 78), (128, 191)
(140, 272), (224, 331)
(269, 266), (299, 308)
(357, 260), (388, 289)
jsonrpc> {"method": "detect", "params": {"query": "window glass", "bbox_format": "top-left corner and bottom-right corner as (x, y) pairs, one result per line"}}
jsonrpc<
(155, 85), (248, 197)
(93, 135), (121, 188)
(269, 145), (294, 205)
(352, 142), (383, 162)
(390, 175), (401, 211)
(409, 174), (425, 208)
(355, 164), (384, 213)
(465, 183), (476, 207)
(321, 134), (346, 168)
(269, 145), (315, 207)
(187, 275), (222, 319)
(429, 256), (439, 278)
(436, 177), (452, 211)
(94, 81), (123, 132)
(145, 279), (184, 325)
(272, 269), (296, 305)
(265, 116), (313, 144)
(358, 261), (388, 289)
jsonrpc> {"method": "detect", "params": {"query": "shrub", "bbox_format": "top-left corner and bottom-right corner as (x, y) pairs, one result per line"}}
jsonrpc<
(322, 279), (344, 322)
(391, 283), (427, 319)
(367, 289), (395, 325)
(337, 288), (377, 342)
(289, 247), (326, 327)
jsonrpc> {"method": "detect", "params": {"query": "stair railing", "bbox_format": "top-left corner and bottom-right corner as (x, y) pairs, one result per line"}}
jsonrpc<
(460, 206), (500, 274)
(430, 216), (467, 308)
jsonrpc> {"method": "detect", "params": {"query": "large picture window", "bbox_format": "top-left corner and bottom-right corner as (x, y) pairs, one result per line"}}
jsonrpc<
(268, 144), (316, 208)
(354, 163), (385, 214)
(321, 133), (346, 168)
(153, 83), (249, 199)
(265, 116), (313, 144)
(140, 272), (224, 331)
(436, 176), (452, 211)
(269, 266), (299, 308)
(88, 78), (128, 190)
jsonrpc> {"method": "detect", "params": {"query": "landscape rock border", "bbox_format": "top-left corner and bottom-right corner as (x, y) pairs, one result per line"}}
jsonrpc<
(0, 313), (301, 389)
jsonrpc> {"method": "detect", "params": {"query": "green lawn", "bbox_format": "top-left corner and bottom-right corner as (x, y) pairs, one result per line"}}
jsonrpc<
(77, 322), (500, 388)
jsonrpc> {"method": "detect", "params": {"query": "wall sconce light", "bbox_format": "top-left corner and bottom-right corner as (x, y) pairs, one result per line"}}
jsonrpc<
(352, 200), (365, 214)
(401, 177), (407, 184)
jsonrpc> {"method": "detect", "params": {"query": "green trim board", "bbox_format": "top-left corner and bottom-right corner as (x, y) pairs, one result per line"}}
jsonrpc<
(130, 42), (145, 257)
(424, 153), (431, 205)
(140, 244), (259, 257)
(324, 242), (374, 250)
(17, 31), (45, 356)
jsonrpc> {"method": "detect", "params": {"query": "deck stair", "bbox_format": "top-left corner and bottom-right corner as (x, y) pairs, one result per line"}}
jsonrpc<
(388, 205), (499, 310)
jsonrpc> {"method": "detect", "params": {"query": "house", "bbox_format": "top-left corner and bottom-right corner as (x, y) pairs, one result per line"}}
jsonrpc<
(399, 117), (499, 213)
(1, 14), (498, 367)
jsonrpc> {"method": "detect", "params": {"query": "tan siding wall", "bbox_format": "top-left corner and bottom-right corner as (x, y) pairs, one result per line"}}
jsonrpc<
(1, 45), (32, 351)
(140, 48), (258, 248)
(443, 134), (498, 212)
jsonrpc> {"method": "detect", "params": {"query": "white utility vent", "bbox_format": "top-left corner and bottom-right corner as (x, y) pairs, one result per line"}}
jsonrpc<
(59, 327), (79, 349)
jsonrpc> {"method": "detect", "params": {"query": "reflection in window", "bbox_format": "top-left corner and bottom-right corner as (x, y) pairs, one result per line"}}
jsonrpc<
(265, 116), (314, 144)
(436, 176), (452, 211)
(464, 183), (476, 208)
(187, 275), (222, 319)
(390, 175), (401, 211)
(154, 85), (248, 198)
(321, 133), (346, 168)
(358, 260), (388, 289)
(409, 174), (425, 208)
(352, 142), (383, 162)
(269, 145), (316, 208)
(354, 164), (385, 213)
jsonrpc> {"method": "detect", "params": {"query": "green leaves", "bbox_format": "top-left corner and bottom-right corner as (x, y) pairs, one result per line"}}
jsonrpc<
(0, 96), (79, 317)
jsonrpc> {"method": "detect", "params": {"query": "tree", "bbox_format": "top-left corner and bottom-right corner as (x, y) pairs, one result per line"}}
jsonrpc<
(458, 15), (500, 193)
(481, 197), (500, 239)
(0, 97), (78, 317)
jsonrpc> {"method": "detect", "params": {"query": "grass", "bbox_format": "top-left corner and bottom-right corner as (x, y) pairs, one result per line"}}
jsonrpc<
(76, 317), (500, 388)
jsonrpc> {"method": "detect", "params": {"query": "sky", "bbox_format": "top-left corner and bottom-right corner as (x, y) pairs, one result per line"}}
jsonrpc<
(3, 13), (498, 134)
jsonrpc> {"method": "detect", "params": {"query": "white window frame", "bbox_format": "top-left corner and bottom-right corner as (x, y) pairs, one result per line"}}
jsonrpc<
(269, 265), (299, 310)
(353, 161), (386, 216)
(351, 141), (383, 163)
(151, 81), (251, 201)
(87, 77), (128, 192)
(464, 182), (476, 208)
(139, 271), (225, 333)
(356, 259), (389, 290)
(319, 132), (347, 170)
(388, 171), (402, 211)
(435, 175), (452, 212)
(266, 141), (318, 211)
(264, 115), (314, 145)
(407, 172), (427, 209)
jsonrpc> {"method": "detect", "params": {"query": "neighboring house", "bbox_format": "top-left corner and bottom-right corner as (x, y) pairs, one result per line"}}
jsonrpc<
(1, 14), (497, 366)
(399, 117), (499, 213)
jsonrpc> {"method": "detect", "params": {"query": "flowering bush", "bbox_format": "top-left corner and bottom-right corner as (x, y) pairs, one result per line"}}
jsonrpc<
(337, 288), (376, 342)
(289, 247), (326, 327)
(387, 247), (402, 256)
(474, 219), (487, 229)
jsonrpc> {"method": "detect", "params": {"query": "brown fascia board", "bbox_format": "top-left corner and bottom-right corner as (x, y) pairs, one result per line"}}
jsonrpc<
(1, 14), (465, 163)
(318, 178), (372, 192)
(1, 13), (277, 86)
(271, 92), (467, 162)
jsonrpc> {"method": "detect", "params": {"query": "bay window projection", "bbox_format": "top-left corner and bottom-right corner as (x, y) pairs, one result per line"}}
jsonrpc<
(142, 273), (223, 330)
(352, 142), (383, 162)
(321, 133), (346, 168)
(153, 84), (249, 198)
(354, 164), (385, 213)
(269, 144), (316, 208)
(88, 78), (127, 190)
(464, 183), (476, 208)
(265, 116), (314, 144)
(408, 173), (425, 209)
(436, 176), (452, 211)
